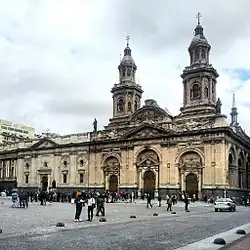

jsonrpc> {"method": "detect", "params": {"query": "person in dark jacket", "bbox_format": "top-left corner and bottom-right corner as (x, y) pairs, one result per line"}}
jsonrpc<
(74, 192), (83, 222)
(96, 194), (105, 216)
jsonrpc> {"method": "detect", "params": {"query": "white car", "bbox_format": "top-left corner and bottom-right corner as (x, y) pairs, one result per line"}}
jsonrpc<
(214, 198), (236, 212)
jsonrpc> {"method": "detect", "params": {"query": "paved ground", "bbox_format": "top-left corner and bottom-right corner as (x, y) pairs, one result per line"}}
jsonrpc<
(0, 199), (250, 250)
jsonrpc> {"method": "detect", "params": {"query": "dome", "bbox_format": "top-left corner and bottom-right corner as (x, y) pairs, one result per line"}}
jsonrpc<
(119, 46), (137, 68)
(189, 24), (210, 49)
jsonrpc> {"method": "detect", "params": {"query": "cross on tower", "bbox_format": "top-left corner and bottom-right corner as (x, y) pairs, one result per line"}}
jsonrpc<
(126, 35), (130, 46)
(196, 12), (202, 25)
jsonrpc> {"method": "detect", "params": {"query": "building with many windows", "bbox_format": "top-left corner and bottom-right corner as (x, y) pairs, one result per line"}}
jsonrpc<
(0, 119), (35, 145)
(0, 17), (249, 198)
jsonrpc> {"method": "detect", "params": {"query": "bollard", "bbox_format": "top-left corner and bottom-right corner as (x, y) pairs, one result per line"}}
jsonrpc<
(236, 229), (246, 235)
(99, 218), (106, 222)
(214, 238), (226, 245)
(56, 222), (65, 227)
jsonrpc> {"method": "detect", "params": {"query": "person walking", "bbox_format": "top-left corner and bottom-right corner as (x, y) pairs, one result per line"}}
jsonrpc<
(87, 194), (96, 222)
(96, 194), (105, 217)
(167, 196), (173, 211)
(74, 192), (84, 222)
(146, 193), (153, 208)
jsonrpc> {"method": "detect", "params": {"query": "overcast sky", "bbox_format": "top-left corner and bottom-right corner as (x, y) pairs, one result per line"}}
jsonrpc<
(0, 0), (250, 135)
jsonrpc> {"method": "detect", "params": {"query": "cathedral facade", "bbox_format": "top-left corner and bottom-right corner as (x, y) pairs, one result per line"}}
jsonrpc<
(0, 19), (250, 198)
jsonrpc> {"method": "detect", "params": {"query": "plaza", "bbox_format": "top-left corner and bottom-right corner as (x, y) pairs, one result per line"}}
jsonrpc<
(1, 197), (250, 249)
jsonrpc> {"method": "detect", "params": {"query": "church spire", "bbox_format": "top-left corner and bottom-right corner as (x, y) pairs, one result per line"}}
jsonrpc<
(188, 12), (211, 65)
(111, 36), (143, 119)
(230, 93), (239, 126)
(180, 14), (219, 117)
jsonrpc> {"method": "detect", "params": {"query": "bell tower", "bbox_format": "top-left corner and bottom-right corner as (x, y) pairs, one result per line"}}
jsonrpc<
(111, 36), (143, 118)
(180, 13), (219, 116)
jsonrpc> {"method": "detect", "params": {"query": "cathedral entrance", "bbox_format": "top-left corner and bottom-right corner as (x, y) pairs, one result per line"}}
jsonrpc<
(41, 175), (48, 191)
(143, 170), (155, 196)
(186, 173), (198, 197)
(109, 175), (118, 192)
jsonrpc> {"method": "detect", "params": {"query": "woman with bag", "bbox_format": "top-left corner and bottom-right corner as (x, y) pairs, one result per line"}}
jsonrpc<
(87, 193), (96, 222)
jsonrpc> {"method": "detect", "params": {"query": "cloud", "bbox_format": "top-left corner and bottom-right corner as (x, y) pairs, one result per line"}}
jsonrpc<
(0, 0), (249, 135)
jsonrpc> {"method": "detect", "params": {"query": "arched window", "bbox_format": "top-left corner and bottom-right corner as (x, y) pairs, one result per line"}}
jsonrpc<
(134, 100), (138, 111)
(122, 69), (125, 77)
(195, 49), (199, 61)
(190, 84), (201, 99)
(117, 99), (124, 113)
(127, 68), (131, 76)
(229, 154), (233, 165)
(201, 49), (206, 60)
(204, 87), (209, 98)
(128, 101), (132, 112)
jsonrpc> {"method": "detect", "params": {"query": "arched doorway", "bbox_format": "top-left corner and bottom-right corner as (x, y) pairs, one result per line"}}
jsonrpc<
(144, 170), (155, 196)
(186, 173), (198, 197)
(109, 175), (118, 192)
(41, 175), (48, 191)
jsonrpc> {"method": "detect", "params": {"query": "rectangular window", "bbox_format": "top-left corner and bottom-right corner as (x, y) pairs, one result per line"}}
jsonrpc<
(79, 174), (84, 183)
(63, 174), (67, 184)
(25, 175), (29, 184)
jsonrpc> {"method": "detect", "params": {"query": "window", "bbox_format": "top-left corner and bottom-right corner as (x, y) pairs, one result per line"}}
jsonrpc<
(195, 49), (199, 61)
(127, 68), (131, 76)
(63, 161), (67, 167)
(117, 99), (124, 113)
(128, 101), (132, 112)
(10, 167), (14, 178)
(201, 49), (206, 60)
(63, 174), (67, 184)
(134, 100), (138, 111)
(204, 87), (209, 98)
(43, 162), (48, 168)
(80, 174), (84, 183)
(190, 84), (201, 99)
(80, 159), (84, 166)
(25, 175), (29, 184)
(122, 69), (125, 77)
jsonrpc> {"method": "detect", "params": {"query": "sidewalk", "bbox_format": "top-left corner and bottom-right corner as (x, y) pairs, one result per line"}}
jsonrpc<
(220, 233), (250, 250)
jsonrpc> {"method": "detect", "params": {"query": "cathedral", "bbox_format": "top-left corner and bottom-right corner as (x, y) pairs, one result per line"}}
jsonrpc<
(0, 17), (250, 198)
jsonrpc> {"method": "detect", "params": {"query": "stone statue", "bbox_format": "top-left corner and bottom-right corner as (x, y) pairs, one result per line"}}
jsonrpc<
(215, 98), (222, 115)
(93, 118), (97, 132)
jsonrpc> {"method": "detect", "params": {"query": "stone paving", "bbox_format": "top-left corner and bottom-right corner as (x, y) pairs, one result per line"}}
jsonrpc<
(0, 202), (250, 250)
(0, 198), (212, 238)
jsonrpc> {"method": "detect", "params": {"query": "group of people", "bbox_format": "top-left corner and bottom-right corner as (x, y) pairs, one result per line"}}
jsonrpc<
(74, 191), (106, 222)
(11, 189), (29, 208)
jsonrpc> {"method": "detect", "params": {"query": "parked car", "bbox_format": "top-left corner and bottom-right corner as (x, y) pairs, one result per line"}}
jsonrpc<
(214, 198), (236, 212)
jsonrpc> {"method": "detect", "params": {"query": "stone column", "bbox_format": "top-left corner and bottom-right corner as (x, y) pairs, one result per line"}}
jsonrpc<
(154, 168), (159, 198)
(181, 171), (185, 191)
(198, 171), (202, 198)
(138, 169), (143, 197)
(105, 173), (109, 191)
(47, 174), (50, 191)
(6, 160), (9, 178)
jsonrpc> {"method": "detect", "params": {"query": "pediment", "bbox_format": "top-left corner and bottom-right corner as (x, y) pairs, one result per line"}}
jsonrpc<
(137, 156), (159, 167)
(123, 124), (170, 139)
(30, 138), (57, 150)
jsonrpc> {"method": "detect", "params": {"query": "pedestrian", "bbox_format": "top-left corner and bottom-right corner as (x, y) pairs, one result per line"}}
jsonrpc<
(96, 194), (105, 217)
(87, 194), (96, 221)
(74, 192), (83, 222)
(146, 193), (153, 208)
(158, 195), (162, 207)
(167, 196), (173, 211)
(184, 194), (189, 212)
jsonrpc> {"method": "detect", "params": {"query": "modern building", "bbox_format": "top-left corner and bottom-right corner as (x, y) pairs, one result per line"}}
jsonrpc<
(0, 17), (249, 198)
(0, 119), (35, 145)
